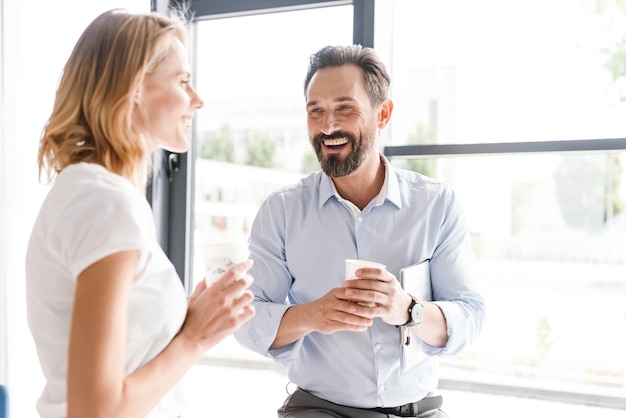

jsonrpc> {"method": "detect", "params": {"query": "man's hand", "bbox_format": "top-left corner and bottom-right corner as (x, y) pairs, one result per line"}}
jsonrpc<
(310, 287), (376, 334)
(341, 266), (412, 326)
(269, 287), (375, 349)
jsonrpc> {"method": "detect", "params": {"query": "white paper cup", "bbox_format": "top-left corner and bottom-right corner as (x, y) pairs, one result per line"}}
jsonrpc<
(345, 259), (386, 307)
(345, 259), (386, 281)
(202, 243), (250, 286)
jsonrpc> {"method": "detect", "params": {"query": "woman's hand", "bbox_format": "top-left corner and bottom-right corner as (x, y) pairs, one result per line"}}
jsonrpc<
(180, 260), (256, 353)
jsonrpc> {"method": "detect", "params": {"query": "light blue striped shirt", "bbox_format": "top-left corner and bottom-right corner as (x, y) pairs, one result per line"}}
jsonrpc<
(235, 155), (485, 408)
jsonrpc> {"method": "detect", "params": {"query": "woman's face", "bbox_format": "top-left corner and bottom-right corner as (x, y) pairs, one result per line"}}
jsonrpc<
(135, 38), (204, 152)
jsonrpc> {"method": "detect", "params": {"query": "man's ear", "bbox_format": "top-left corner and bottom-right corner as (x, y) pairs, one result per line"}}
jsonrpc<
(377, 98), (393, 129)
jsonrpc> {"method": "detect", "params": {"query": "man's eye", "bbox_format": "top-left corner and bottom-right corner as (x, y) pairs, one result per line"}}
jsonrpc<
(338, 105), (352, 111)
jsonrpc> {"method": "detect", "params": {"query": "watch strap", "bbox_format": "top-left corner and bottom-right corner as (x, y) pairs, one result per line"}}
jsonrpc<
(403, 294), (420, 327)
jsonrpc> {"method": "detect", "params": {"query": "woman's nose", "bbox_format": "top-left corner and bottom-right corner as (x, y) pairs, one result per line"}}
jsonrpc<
(191, 87), (204, 109)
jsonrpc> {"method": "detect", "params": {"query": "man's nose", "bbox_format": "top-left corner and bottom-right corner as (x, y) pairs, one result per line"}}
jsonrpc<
(320, 113), (339, 135)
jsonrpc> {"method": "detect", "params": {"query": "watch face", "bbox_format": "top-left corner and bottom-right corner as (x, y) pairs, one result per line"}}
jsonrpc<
(411, 302), (424, 324)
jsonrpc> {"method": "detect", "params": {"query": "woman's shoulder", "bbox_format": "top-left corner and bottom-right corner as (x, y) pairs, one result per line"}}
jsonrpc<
(48, 163), (149, 220)
(57, 163), (141, 200)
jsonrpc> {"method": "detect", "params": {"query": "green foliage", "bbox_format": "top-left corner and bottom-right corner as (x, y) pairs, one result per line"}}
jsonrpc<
(246, 132), (275, 168)
(404, 124), (437, 178)
(301, 150), (319, 174)
(605, 39), (626, 79)
(597, 0), (626, 100)
(198, 124), (234, 162)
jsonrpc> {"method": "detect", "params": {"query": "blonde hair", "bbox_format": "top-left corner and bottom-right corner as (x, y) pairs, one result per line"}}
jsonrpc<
(38, 9), (188, 185)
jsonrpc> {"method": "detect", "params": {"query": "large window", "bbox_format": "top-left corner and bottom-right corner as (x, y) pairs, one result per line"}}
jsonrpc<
(392, 152), (626, 405)
(159, 0), (626, 410)
(374, 0), (626, 408)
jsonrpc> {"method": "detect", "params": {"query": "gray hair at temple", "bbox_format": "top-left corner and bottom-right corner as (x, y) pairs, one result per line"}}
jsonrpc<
(303, 45), (391, 106)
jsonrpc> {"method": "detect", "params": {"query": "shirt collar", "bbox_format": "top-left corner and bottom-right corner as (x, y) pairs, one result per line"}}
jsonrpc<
(318, 153), (402, 210)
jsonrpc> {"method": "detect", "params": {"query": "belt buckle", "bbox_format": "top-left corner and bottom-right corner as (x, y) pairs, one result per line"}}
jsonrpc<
(399, 401), (416, 416)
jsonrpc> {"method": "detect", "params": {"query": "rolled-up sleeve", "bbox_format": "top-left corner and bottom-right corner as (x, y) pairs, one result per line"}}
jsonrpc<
(427, 188), (486, 355)
(234, 191), (305, 365)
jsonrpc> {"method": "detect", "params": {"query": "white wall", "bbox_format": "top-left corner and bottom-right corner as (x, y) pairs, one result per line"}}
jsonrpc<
(1, 1), (149, 416)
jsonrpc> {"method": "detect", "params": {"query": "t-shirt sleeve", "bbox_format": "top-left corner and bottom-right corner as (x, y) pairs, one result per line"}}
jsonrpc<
(52, 183), (154, 281)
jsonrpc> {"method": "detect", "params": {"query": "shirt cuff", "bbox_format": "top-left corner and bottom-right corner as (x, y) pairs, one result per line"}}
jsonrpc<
(236, 302), (299, 362)
(431, 300), (469, 355)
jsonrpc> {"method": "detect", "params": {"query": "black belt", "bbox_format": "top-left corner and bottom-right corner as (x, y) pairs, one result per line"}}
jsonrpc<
(368, 394), (443, 417)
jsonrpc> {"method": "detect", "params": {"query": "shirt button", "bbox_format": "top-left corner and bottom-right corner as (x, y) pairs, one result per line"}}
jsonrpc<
(375, 343), (382, 350)
(379, 385), (386, 392)
(357, 216), (363, 222)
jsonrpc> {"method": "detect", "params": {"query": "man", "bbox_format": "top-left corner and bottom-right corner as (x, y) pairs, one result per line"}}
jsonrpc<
(234, 45), (485, 417)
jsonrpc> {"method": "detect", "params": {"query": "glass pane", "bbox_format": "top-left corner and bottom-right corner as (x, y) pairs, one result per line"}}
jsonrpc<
(375, 0), (626, 145)
(391, 152), (626, 400)
(191, 5), (353, 360)
(377, 0), (626, 401)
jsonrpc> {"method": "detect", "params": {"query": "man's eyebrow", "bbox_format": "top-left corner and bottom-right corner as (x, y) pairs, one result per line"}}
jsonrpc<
(306, 97), (354, 108)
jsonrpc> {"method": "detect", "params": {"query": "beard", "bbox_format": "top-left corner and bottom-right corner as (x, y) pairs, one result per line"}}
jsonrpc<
(312, 125), (377, 178)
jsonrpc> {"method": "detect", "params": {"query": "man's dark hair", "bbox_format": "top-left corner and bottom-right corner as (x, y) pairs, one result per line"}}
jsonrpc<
(304, 45), (391, 105)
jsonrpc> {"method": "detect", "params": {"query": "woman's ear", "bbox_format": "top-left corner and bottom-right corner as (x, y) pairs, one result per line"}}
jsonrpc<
(377, 98), (393, 129)
(133, 80), (144, 104)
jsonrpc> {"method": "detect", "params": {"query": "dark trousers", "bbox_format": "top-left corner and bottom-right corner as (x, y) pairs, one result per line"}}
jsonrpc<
(277, 388), (449, 418)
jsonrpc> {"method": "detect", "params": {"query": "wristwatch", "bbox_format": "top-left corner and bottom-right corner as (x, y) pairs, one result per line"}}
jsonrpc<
(403, 294), (424, 327)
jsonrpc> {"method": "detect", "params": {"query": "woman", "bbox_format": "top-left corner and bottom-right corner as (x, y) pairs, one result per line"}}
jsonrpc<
(25, 9), (255, 417)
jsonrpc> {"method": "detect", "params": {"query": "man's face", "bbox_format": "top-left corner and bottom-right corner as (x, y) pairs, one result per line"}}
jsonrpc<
(305, 64), (379, 178)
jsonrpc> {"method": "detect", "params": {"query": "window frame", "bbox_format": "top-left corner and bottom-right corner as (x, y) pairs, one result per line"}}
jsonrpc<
(384, 138), (626, 158)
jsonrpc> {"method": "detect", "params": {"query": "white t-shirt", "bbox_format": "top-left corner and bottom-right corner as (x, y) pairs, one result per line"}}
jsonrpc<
(26, 163), (188, 418)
